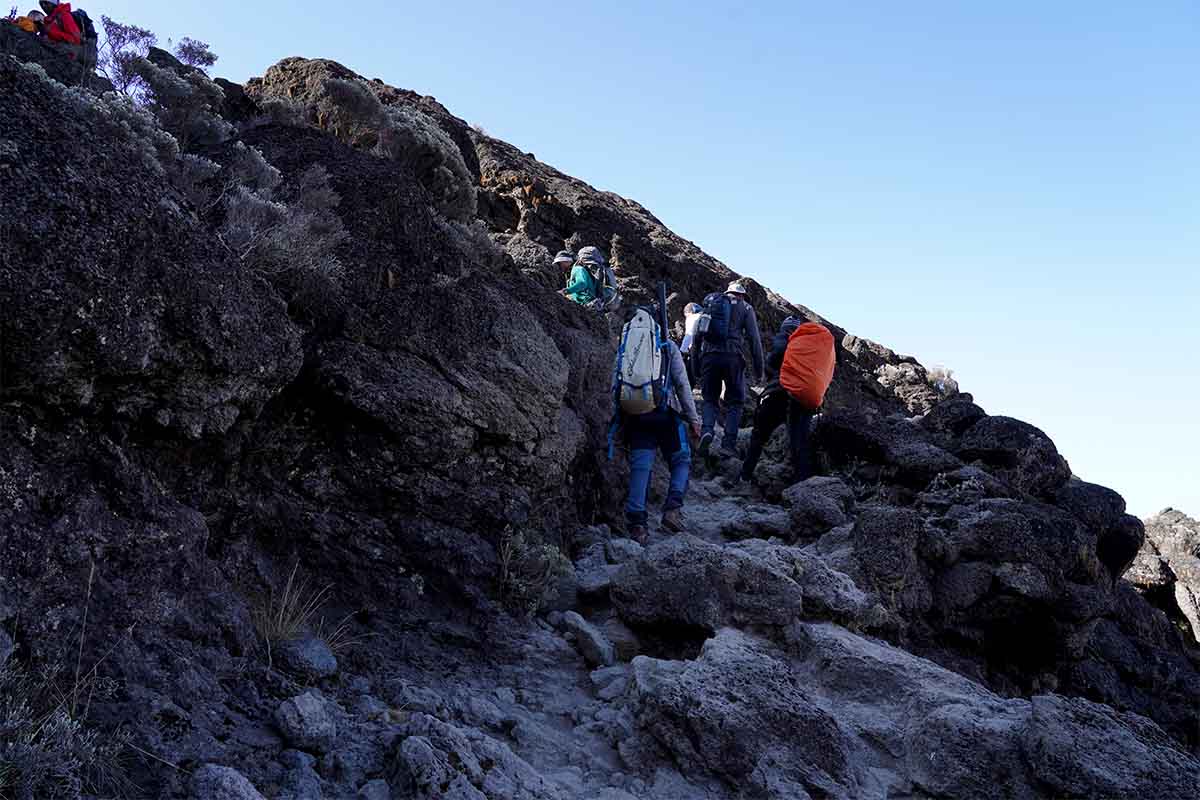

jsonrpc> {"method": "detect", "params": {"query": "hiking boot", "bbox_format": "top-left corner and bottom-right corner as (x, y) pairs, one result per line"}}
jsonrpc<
(718, 446), (740, 460)
(629, 524), (649, 545)
(661, 508), (685, 533)
(697, 432), (713, 458)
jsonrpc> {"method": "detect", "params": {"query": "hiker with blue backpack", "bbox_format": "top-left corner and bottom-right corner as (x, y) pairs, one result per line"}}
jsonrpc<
(695, 280), (764, 460)
(610, 286), (701, 544)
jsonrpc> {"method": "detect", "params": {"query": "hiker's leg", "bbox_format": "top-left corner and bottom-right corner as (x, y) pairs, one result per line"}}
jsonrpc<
(788, 400), (815, 482)
(741, 391), (787, 480)
(663, 418), (691, 511)
(625, 447), (655, 527)
(721, 357), (747, 451)
(700, 353), (722, 436)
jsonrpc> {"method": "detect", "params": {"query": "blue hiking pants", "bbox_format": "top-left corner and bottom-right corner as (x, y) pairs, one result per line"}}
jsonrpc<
(701, 351), (746, 450)
(624, 410), (692, 526)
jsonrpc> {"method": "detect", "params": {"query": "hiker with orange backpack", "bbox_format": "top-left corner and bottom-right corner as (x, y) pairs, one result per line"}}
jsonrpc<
(738, 316), (836, 484)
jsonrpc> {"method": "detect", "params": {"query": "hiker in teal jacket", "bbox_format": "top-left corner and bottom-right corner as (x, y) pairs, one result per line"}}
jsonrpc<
(562, 263), (597, 305)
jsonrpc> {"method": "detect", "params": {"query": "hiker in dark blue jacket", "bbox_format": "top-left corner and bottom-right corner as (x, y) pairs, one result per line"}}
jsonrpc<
(698, 281), (764, 459)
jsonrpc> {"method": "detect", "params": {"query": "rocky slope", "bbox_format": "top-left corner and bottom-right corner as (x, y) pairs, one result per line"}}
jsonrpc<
(1129, 509), (1200, 643)
(1, 47), (1198, 799)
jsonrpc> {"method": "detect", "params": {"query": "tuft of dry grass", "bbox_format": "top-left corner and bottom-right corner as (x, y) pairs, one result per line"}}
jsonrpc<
(252, 562), (331, 667)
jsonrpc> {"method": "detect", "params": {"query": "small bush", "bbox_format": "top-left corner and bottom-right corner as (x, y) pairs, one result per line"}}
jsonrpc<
(248, 96), (308, 130)
(379, 104), (476, 222)
(172, 37), (217, 71)
(130, 56), (233, 150)
(497, 527), (572, 615)
(98, 15), (156, 96)
(217, 165), (347, 285)
(0, 630), (132, 799)
(21, 61), (180, 176)
(312, 77), (477, 221)
(172, 153), (221, 209)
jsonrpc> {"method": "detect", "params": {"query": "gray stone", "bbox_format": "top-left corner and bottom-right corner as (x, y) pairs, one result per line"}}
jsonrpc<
(781, 478), (852, 542)
(276, 749), (322, 800)
(192, 765), (267, 800)
(276, 636), (338, 680)
(357, 778), (391, 800)
(563, 611), (615, 667)
(599, 616), (641, 661)
(275, 691), (337, 754)
(1130, 509), (1200, 643)
(605, 538), (644, 564)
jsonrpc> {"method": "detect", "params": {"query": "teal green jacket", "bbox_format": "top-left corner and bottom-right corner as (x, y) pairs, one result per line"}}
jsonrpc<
(564, 265), (597, 305)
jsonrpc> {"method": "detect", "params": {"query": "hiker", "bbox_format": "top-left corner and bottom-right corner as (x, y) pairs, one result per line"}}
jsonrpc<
(552, 249), (574, 275)
(611, 302), (702, 543)
(697, 280), (764, 459)
(38, 0), (80, 45)
(9, 9), (45, 33)
(559, 248), (597, 306)
(680, 302), (703, 385)
(739, 316), (836, 484)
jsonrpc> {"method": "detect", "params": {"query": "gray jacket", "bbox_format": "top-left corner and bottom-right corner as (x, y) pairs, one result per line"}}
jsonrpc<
(611, 340), (700, 426)
(701, 297), (765, 380)
(664, 340), (701, 425)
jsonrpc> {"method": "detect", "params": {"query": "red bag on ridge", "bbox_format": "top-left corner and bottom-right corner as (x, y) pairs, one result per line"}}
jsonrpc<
(779, 322), (836, 410)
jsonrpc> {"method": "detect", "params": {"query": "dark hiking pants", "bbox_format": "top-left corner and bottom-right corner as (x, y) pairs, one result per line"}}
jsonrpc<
(740, 390), (814, 482)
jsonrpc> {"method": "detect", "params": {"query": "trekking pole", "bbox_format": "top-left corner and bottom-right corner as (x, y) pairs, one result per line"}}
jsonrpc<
(656, 280), (670, 340)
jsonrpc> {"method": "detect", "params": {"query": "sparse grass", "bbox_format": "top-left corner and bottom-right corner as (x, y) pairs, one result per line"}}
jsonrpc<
(252, 562), (332, 667)
(0, 563), (136, 799)
(497, 526), (572, 615)
(313, 611), (373, 658)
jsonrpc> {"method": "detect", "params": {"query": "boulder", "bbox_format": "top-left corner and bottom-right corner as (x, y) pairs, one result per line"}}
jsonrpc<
(919, 393), (987, 439)
(1024, 694), (1200, 799)
(1130, 509), (1200, 643)
(276, 636), (338, 680)
(781, 477), (853, 542)
(631, 630), (854, 798)
(563, 611), (616, 667)
(957, 416), (1071, 498)
(192, 765), (267, 800)
(275, 692), (338, 754)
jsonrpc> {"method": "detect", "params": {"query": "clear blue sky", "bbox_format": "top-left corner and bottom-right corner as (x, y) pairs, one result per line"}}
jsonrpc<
(98, 1), (1198, 517)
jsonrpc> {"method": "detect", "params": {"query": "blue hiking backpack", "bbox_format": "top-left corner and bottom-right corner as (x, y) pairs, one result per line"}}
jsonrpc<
(701, 292), (731, 346)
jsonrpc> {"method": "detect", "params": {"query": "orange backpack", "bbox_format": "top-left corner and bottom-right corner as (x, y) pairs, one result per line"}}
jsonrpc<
(779, 322), (836, 410)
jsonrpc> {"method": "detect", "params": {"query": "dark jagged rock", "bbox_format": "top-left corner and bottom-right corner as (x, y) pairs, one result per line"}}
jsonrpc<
(957, 415), (1072, 498)
(626, 625), (1200, 799)
(1, 41), (1198, 799)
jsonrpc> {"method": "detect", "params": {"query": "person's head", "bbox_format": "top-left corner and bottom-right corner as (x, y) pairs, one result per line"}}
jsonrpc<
(780, 315), (804, 337)
(577, 245), (605, 267)
(552, 250), (574, 270)
(725, 280), (748, 299)
(684, 302), (703, 317)
(27, 9), (45, 21)
(37, 0), (56, 14)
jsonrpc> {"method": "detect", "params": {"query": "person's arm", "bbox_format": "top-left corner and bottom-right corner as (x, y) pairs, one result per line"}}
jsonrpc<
(669, 344), (701, 428)
(745, 305), (765, 381)
(766, 331), (789, 372)
(563, 265), (591, 297)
